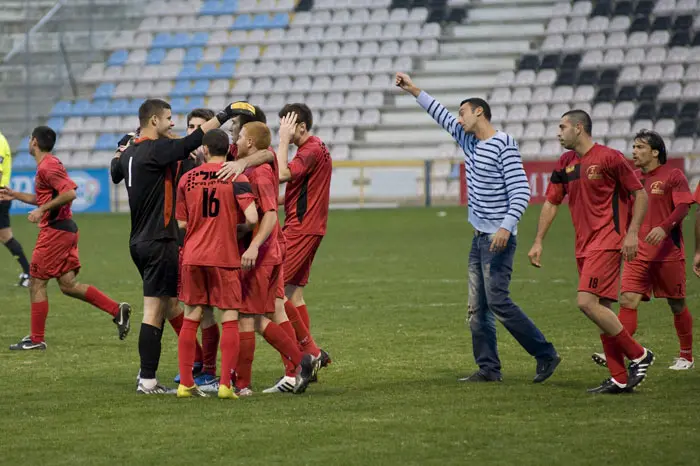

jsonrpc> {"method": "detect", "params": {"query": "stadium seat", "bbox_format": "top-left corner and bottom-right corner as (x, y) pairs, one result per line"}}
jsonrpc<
(93, 83), (115, 100)
(146, 48), (166, 65)
(232, 14), (254, 30)
(184, 47), (204, 63)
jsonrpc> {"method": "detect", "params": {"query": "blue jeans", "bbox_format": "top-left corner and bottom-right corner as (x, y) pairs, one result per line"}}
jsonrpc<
(467, 232), (556, 377)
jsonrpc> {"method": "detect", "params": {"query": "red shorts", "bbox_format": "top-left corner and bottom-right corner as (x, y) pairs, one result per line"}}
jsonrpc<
(283, 233), (323, 287)
(241, 264), (280, 314)
(179, 265), (242, 310)
(177, 247), (184, 297)
(276, 263), (285, 299)
(576, 250), (621, 301)
(621, 259), (685, 300)
(30, 227), (81, 280)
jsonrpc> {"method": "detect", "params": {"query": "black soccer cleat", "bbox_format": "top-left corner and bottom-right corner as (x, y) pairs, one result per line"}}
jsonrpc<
(458, 371), (503, 382)
(9, 335), (46, 351)
(627, 348), (655, 390)
(113, 302), (132, 340)
(533, 354), (561, 383)
(591, 352), (607, 367)
(587, 378), (630, 394)
(293, 354), (318, 394)
(309, 349), (332, 383)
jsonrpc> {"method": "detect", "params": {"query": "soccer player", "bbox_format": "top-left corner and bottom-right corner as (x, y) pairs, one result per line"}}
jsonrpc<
(0, 129), (31, 287)
(111, 99), (253, 393)
(395, 72), (560, 384)
(2, 126), (131, 350)
(528, 110), (655, 394)
(234, 121), (318, 395)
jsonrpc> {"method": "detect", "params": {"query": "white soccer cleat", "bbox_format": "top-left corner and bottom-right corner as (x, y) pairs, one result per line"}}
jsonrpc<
(669, 358), (695, 370)
(262, 376), (296, 394)
(17, 273), (29, 288)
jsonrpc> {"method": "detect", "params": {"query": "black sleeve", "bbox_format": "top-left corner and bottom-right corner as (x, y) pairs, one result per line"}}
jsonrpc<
(110, 157), (124, 184)
(151, 128), (205, 167)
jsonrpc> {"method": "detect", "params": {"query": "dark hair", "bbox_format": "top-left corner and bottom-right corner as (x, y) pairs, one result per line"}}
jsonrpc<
(562, 109), (593, 135)
(634, 129), (667, 164)
(279, 103), (313, 130)
(239, 105), (267, 126)
(138, 99), (171, 127)
(31, 126), (56, 152)
(186, 108), (215, 126)
(202, 129), (230, 157)
(459, 98), (492, 121)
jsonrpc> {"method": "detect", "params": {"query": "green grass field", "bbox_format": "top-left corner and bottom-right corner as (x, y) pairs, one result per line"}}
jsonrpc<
(0, 206), (699, 466)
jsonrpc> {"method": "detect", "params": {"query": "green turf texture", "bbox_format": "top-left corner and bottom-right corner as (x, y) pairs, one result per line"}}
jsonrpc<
(0, 207), (698, 466)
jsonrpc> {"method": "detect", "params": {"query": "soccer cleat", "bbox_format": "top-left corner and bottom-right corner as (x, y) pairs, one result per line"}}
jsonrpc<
(113, 302), (132, 340)
(458, 371), (502, 382)
(627, 348), (655, 389)
(669, 357), (694, 371)
(533, 354), (561, 383)
(17, 273), (29, 288)
(177, 384), (208, 398)
(137, 381), (176, 395)
(262, 376), (296, 394)
(218, 384), (239, 400)
(174, 362), (203, 384)
(591, 352), (607, 367)
(320, 348), (332, 368)
(9, 335), (46, 351)
(195, 374), (220, 393)
(293, 353), (319, 394)
(235, 387), (254, 397)
(587, 378), (629, 394)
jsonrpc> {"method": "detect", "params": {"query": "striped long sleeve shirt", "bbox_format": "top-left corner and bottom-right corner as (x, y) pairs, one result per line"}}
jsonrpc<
(417, 91), (531, 235)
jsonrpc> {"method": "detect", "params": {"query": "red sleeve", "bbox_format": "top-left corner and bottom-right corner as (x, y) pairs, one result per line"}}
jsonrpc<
(43, 160), (77, 194)
(606, 152), (643, 192)
(670, 169), (694, 206)
(545, 156), (568, 205)
(233, 174), (255, 212)
(695, 181), (700, 205)
(288, 147), (318, 180)
(175, 177), (188, 222)
(255, 167), (278, 213)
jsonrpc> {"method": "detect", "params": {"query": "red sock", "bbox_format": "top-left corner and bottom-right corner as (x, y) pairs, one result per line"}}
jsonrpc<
(284, 300), (320, 356)
(202, 324), (220, 376)
(170, 313), (204, 365)
(263, 321), (303, 366)
(618, 307), (638, 336)
(236, 331), (255, 390)
(219, 321), (239, 389)
(601, 334), (628, 384)
(612, 328), (645, 361)
(177, 318), (200, 387)
(297, 304), (310, 330)
(85, 286), (119, 317)
(674, 308), (693, 361)
(30, 300), (49, 344)
(279, 321), (298, 377)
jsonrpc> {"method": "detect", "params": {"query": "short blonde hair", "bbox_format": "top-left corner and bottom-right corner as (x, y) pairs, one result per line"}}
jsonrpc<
(242, 122), (271, 150)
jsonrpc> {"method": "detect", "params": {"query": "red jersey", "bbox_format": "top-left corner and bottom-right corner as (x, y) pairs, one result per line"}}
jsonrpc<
(35, 154), (78, 228)
(546, 144), (643, 258)
(176, 162), (255, 268)
(244, 162), (282, 266)
(637, 165), (693, 262)
(284, 136), (332, 236)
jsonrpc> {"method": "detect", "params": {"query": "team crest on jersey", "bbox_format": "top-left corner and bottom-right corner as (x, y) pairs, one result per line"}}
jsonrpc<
(650, 181), (664, 195)
(566, 165), (576, 173)
(586, 165), (602, 180)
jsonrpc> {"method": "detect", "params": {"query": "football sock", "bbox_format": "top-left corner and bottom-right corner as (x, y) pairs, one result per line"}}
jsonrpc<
(235, 331), (255, 390)
(30, 300), (49, 344)
(169, 313), (204, 366)
(284, 300), (320, 356)
(84, 286), (119, 317)
(139, 323), (163, 380)
(618, 307), (638, 336)
(177, 318), (200, 387)
(612, 328), (644, 361)
(279, 321), (298, 377)
(219, 321), (239, 389)
(297, 304), (310, 330)
(263, 321), (303, 367)
(601, 334), (628, 385)
(674, 307), (693, 361)
(4, 238), (30, 275)
(201, 324), (220, 376)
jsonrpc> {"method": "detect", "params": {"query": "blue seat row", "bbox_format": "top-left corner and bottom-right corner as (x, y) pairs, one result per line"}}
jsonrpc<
(177, 64), (235, 80)
(95, 133), (125, 151)
(200, 0), (238, 15)
(143, 46), (240, 66)
(231, 13), (289, 30)
(153, 32), (210, 49)
(171, 80), (211, 97)
(50, 99), (143, 117)
(12, 151), (34, 169)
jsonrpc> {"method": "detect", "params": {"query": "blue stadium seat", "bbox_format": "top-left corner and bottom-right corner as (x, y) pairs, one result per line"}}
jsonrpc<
(189, 97), (205, 109)
(46, 117), (65, 133)
(153, 33), (174, 48)
(87, 100), (110, 116)
(107, 99), (130, 116)
(173, 33), (190, 48)
(146, 48), (166, 65)
(171, 97), (188, 114)
(178, 64), (199, 80)
(222, 46), (240, 62)
(191, 80), (210, 96)
(232, 14), (253, 30)
(214, 63), (235, 79)
(70, 100), (91, 117)
(252, 14), (270, 29)
(128, 99), (142, 115)
(95, 133), (119, 151)
(184, 47), (204, 64)
(18, 136), (30, 151)
(190, 32), (209, 47)
(197, 64), (217, 79)
(13, 151), (34, 169)
(171, 81), (192, 97)
(270, 13), (290, 29)
(221, 0), (238, 14)
(50, 100), (72, 117)
(93, 83), (116, 99)
(201, 0), (237, 15)
(107, 50), (128, 66)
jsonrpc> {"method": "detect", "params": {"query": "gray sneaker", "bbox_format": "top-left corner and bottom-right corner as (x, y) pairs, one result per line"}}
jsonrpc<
(136, 380), (175, 395)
